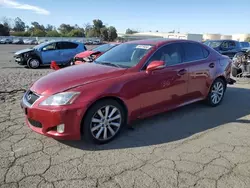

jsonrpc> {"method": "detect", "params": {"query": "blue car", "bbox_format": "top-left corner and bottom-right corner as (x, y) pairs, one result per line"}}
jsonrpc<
(14, 41), (87, 69)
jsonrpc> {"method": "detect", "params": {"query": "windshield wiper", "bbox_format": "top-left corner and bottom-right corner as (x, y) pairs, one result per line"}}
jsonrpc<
(99, 62), (121, 68)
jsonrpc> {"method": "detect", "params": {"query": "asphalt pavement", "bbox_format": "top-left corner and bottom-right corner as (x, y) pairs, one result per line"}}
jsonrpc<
(1, 45), (250, 188)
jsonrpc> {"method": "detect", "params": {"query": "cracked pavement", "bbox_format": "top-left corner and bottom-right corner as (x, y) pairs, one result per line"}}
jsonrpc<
(1, 45), (250, 188)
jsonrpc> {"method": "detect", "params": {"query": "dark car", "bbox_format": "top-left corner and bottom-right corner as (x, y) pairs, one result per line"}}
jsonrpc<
(20, 39), (234, 144)
(12, 38), (24, 44)
(240, 42), (250, 48)
(0, 38), (12, 44)
(14, 41), (86, 69)
(204, 40), (242, 59)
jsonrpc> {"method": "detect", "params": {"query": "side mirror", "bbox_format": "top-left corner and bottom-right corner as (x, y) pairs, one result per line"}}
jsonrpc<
(146, 60), (165, 73)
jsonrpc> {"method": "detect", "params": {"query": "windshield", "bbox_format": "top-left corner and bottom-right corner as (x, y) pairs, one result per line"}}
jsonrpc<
(32, 42), (50, 49)
(204, 41), (222, 48)
(92, 43), (118, 52)
(95, 43), (154, 68)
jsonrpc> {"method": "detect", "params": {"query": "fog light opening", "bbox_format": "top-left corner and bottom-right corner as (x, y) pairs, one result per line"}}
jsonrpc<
(57, 124), (65, 133)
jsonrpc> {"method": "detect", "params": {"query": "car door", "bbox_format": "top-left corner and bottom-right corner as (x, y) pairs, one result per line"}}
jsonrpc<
(137, 43), (189, 118)
(181, 42), (215, 101)
(40, 42), (62, 64)
(57, 42), (79, 64)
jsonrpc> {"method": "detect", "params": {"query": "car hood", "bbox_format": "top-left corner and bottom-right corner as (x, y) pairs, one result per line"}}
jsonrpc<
(31, 63), (127, 96)
(75, 50), (96, 58)
(14, 48), (34, 55)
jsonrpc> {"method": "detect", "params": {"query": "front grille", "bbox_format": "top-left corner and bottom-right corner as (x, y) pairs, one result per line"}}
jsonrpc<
(28, 118), (42, 128)
(25, 90), (40, 105)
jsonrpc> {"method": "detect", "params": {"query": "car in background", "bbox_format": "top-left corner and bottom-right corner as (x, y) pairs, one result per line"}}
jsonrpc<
(203, 40), (242, 59)
(0, 38), (12, 44)
(14, 41), (86, 69)
(240, 42), (250, 48)
(20, 39), (234, 144)
(71, 43), (120, 65)
(231, 47), (250, 77)
(25, 39), (38, 45)
(12, 38), (24, 44)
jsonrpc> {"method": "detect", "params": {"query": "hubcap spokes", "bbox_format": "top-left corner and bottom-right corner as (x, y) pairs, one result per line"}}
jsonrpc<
(91, 105), (121, 140)
(211, 82), (224, 104)
(31, 60), (39, 67)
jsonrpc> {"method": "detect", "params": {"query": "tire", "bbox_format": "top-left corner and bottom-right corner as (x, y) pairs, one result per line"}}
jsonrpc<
(27, 58), (40, 69)
(206, 78), (226, 107)
(82, 99), (126, 144)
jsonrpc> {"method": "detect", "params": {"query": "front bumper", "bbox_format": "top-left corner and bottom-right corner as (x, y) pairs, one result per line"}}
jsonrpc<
(20, 93), (88, 140)
(14, 56), (27, 65)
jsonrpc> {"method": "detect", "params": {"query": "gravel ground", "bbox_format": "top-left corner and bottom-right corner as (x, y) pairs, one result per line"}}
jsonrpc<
(1, 45), (250, 188)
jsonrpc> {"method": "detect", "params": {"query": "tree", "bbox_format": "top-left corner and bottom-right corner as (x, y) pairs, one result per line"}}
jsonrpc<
(46, 30), (61, 37)
(107, 26), (117, 41)
(58, 24), (74, 35)
(32, 28), (46, 37)
(100, 27), (108, 41)
(13, 17), (25, 32)
(67, 29), (85, 37)
(45, 24), (54, 32)
(0, 24), (10, 36)
(125, 28), (138, 34)
(93, 19), (104, 36)
(246, 37), (250, 42)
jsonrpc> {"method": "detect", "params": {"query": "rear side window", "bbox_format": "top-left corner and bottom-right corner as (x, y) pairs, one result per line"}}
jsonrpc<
(202, 48), (209, 58)
(182, 43), (205, 62)
(58, 42), (78, 49)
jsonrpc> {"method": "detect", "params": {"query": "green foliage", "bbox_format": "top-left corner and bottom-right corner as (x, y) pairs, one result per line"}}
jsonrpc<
(67, 29), (85, 37)
(246, 37), (250, 42)
(46, 30), (61, 37)
(13, 17), (26, 32)
(12, 31), (31, 37)
(0, 24), (10, 36)
(125, 28), (138, 34)
(32, 29), (47, 37)
(0, 16), (118, 40)
(107, 26), (118, 41)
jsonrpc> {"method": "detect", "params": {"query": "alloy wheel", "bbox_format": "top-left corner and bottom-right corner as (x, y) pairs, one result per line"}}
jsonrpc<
(29, 59), (40, 68)
(211, 81), (224, 105)
(90, 105), (122, 141)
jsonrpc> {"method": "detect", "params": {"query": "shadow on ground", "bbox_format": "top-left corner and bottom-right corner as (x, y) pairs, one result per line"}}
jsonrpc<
(59, 86), (250, 150)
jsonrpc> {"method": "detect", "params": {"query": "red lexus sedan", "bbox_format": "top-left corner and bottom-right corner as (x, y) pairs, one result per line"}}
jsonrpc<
(21, 39), (233, 144)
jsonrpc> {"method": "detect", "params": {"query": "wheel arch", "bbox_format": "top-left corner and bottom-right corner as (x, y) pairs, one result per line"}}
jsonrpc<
(80, 96), (129, 134)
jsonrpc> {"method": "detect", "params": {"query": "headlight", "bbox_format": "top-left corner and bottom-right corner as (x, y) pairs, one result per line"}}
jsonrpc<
(40, 92), (80, 106)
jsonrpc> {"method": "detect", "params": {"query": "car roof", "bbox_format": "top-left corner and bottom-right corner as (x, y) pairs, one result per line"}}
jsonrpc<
(125, 38), (199, 46)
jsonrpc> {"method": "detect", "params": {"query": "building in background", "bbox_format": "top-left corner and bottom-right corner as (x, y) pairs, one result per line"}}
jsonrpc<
(232, 34), (250, 41)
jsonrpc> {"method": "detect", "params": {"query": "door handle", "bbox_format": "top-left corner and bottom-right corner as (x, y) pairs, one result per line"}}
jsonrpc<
(209, 63), (215, 68)
(177, 69), (187, 76)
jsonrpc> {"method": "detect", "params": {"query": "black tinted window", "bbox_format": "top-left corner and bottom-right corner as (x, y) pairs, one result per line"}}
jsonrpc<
(147, 43), (183, 67)
(182, 43), (204, 62)
(57, 42), (78, 49)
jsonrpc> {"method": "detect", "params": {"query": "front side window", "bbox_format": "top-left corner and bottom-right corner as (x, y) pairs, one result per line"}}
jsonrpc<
(221, 41), (229, 49)
(95, 43), (154, 68)
(182, 43), (204, 62)
(147, 43), (183, 67)
(43, 43), (56, 51)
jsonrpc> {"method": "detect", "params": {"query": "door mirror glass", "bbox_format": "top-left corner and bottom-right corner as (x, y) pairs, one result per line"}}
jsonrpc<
(146, 60), (165, 73)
